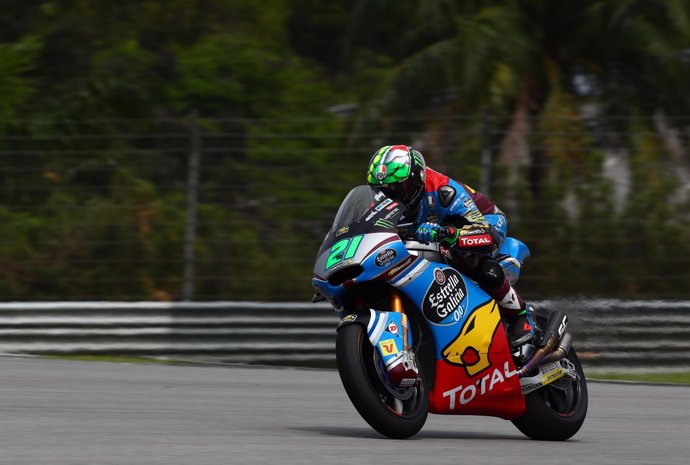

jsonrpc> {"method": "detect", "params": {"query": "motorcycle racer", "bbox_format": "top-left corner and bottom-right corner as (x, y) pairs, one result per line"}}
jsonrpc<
(366, 144), (535, 349)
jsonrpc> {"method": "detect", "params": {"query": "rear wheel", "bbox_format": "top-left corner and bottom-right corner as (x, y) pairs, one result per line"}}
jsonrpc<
(336, 324), (428, 439)
(511, 347), (588, 440)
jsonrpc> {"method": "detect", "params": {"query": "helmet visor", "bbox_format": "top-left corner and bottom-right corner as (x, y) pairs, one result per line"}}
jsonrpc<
(377, 180), (417, 207)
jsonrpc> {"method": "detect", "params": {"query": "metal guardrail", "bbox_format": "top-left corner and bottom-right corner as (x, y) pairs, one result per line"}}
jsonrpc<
(0, 300), (689, 371)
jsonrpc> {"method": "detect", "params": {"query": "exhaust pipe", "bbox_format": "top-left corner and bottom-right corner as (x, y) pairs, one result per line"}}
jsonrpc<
(517, 311), (568, 378)
(542, 332), (573, 364)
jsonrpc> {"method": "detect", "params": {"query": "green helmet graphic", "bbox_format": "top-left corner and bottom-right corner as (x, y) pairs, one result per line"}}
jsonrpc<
(366, 145), (426, 211)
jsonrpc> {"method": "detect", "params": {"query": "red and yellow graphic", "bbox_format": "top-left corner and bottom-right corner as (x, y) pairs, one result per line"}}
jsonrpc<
(378, 339), (399, 356)
(429, 300), (525, 419)
(442, 300), (500, 376)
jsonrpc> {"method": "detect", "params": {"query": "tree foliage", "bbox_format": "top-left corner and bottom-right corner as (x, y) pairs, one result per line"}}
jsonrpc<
(0, 1), (688, 300)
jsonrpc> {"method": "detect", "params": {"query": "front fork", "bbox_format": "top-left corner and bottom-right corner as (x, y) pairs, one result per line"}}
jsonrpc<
(365, 293), (419, 386)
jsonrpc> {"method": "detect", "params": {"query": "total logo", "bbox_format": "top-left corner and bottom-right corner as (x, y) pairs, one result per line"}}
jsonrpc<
(458, 234), (492, 247)
(443, 361), (517, 409)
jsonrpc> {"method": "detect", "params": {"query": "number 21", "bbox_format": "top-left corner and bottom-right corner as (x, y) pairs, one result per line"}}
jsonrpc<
(326, 235), (363, 270)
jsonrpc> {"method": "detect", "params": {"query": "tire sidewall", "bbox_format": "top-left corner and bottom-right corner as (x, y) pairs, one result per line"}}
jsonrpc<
(336, 323), (428, 439)
(512, 347), (588, 441)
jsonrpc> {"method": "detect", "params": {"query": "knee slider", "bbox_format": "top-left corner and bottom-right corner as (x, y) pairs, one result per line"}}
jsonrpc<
(476, 258), (505, 290)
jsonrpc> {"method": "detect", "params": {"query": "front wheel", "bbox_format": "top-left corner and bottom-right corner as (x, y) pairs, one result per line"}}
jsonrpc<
(511, 347), (588, 441)
(336, 324), (428, 439)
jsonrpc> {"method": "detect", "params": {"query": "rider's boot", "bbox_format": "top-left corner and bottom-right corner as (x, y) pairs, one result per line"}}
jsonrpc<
(492, 278), (535, 349)
(505, 305), (536, 350)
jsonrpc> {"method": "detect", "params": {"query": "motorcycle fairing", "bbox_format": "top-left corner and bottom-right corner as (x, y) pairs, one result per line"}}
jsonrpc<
(366, 310), (414, 371)
(391, 266), (525, 418)
(496, 237), (530, 286)
(318, 248), (526, 418)
(428, 301), (525, 418)
(312, 235), (418, 315)
(314, 186), (525, 418)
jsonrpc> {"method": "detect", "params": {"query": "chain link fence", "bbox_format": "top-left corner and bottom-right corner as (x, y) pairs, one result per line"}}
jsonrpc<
(1, 114), (689, 301)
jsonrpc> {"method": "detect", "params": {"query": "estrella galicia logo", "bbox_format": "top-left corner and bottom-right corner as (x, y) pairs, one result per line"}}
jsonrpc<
(423, 268), (467, 325)
(375, 248), (397, 267)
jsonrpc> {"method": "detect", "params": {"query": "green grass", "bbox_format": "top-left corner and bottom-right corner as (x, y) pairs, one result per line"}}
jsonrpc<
(40, 356), (690, 385)
(44, 355), (193, 365)
(589, 372), (690, 385)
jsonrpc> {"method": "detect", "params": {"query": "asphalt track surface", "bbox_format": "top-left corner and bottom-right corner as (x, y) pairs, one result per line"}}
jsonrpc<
(1, 356), (689, 465)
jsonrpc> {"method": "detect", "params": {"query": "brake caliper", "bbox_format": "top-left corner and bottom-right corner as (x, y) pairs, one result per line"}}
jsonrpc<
(367, 309), (419, 386)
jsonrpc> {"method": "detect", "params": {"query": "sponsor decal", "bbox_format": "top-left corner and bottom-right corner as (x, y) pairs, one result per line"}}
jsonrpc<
(443, 361), (517, 410)
(383, 255), (415, 280)
(442, 301), (501, 376)
(374, 218), (395, 229)
(336, 226), (349, 236)
(375, 248), (397, 267)
(458, 234), (493, 248)
(520, 362), (566, 394)
(384, 208), (400, 220)
(434, 268), (446, 284)
(467, 210), (484, 221)
(375, 198), (393, 211)
(328, 259), (355, 272)
(439, 300), (524, 412)
(463, 198), (473, 208)
(422, 268), (467, 325)
(379, 338), (398, 356)
(376, 164), (387, 180)
(542, 366), (565, 385)
(400, 378), (417, 386)
(342, 314), (357, 323)
(557, 315), (568, 337)
(438, 186), (456, 207)
(521, 381), (542, 394)
(459, 228), (486, 236)
(365, 211), (377, 221)
(385, 202), (399, 211)
(494, 215), (505, 230)
(387, 322), (399, 335)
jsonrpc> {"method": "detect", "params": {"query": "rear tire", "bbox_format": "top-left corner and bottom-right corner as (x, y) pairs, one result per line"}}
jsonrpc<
(336, 324), (428, 439)
(511, 347), (588, 440)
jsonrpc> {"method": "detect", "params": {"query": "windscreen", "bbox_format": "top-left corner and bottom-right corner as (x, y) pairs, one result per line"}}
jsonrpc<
(317, 185), (406, 257)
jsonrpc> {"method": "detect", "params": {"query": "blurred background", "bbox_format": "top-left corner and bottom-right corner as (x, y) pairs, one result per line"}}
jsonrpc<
(1, 0), (689, 303)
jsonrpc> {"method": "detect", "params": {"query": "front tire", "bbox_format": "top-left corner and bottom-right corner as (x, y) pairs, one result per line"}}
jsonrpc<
(336, 324), (428, 439)
(511, 347), (588, 440)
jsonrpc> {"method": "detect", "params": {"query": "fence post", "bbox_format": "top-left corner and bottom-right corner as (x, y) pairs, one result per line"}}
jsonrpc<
(182, 110), (202, 301)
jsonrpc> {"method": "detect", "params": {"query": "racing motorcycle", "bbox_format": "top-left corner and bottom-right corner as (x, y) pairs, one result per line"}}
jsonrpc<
(312, 185), (587, 440)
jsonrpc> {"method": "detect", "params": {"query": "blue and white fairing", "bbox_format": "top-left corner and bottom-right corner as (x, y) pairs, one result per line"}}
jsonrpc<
(313, 185), (530, 418)
(312, 185), (501, 360)
(497, 237), (530, 285)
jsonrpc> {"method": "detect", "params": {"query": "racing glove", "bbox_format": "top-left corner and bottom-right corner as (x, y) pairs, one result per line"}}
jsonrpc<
(415, 222), (441, 243)
(417, 223), (495, 250)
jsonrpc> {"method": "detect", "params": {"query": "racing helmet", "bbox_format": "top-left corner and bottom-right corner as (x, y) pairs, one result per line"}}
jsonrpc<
(366, 145), (426, 211)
